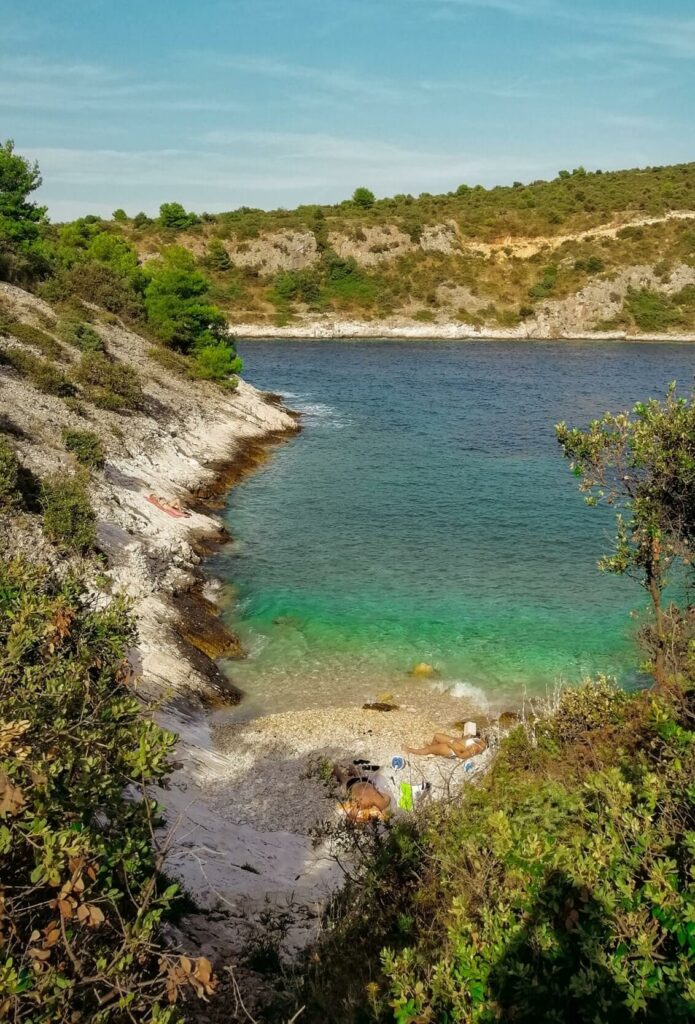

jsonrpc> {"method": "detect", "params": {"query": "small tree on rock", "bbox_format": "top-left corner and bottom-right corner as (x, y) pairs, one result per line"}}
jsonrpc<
(556, 384), (695, 688)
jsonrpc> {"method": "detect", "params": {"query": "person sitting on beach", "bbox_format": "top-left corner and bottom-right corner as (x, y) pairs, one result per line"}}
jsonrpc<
(406, 732), (486, 759)
(333, 764), (391, 822)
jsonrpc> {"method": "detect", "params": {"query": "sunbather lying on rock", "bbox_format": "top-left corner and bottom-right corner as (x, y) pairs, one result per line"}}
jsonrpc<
(406, 732), (486, 759)
(333, 764), (391, 822)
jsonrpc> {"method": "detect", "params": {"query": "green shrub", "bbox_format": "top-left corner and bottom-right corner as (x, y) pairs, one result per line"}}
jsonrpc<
(0, 435), (21, 508)
(193, 342), (243, 381)
(353, 187), (376, 210)
(315, 250), (382, 307)
(73, 351), (143, 411)
(62, 396), (88, 417)
(624, 289), (683, 332)
(147, 344), (194, 377)
(143, 246), (228, 353)
(528, 264), (558, 299)
(159, 201), (198, 230)
(271, 268), (321, 306)
(574, 255), (605, 274)
(7, 321), (62, 358)
(0, 556), (213, 1021)
(202, 237), (232, 271)
(0, 140), (48, 284)
(57, 315), (104, 352)
(133, 210), (152, 229)
(617, 226), (644, 240)
(64, 261), (145, 319)
(62, 428), (105, 468)
(548, 675), (629, 742)
(0, 346), (74, 396)
(41, 471), (97, 551)
(402, 217), (424, 243)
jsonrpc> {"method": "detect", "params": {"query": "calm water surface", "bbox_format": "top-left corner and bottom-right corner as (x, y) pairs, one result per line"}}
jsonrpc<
(211, 340), (693, 718)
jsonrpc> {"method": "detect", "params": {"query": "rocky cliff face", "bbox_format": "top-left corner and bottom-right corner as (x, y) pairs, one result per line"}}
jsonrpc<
(534, 262), (695, 337)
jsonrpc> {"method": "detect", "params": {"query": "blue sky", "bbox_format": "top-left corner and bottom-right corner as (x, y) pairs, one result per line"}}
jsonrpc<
(2, 0), (694, 219)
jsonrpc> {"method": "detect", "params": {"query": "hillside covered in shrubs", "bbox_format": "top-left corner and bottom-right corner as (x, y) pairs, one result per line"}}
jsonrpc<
(35, 159), (695, 334)
(4, 140), (695, 334)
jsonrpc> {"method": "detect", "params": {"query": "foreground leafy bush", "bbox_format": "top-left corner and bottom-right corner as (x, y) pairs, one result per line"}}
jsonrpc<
(0, 557), (213, 1022)
(556, 386), (695, 689)
(62, 427), (105, 468)
(299, 682), (695, 1024)
(73, 351), (143, 410)
(40, 471), (97, 551)
(548, 674), (630, 741)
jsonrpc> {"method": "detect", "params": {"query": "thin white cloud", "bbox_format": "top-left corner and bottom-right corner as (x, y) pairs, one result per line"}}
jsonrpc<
(206, 54), (403, 102)
(0, 56), (126, 82)
(418, 77), (542, 100)
(599, 113), (662, 130)
(624, 14), (695, 59)
(419, 0), (695, 59)
(0, 53), (243, 113)
(410, 0), (558, 18)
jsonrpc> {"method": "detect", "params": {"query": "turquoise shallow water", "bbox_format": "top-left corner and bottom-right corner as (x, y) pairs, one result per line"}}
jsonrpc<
(211, 339), (693, 718)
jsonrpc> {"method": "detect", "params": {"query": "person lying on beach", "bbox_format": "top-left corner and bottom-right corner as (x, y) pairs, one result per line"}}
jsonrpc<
(333, 764), (391, 822)
(406, 732), (486, 759)
(146, 494), (190, 519)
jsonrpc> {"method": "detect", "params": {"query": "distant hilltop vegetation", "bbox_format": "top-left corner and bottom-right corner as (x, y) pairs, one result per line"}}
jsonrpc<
(6, 148), (695, 337)
(106, 163), (695, 336)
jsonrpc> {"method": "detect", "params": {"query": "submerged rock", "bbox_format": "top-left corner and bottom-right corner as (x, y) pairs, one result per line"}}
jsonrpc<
(409, 662), (437, 678)
(175, 590), (244, 661)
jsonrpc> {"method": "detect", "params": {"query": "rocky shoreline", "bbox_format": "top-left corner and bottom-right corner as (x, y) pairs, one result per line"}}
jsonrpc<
(229, 259), (695, 344)
(231, 319), (695, 343)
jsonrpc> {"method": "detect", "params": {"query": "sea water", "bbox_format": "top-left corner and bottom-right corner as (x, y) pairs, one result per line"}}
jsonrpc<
(210, 339), (693, 718)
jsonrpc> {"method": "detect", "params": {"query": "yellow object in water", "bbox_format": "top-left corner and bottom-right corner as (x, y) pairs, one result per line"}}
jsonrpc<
(410, 662), (435, 678)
